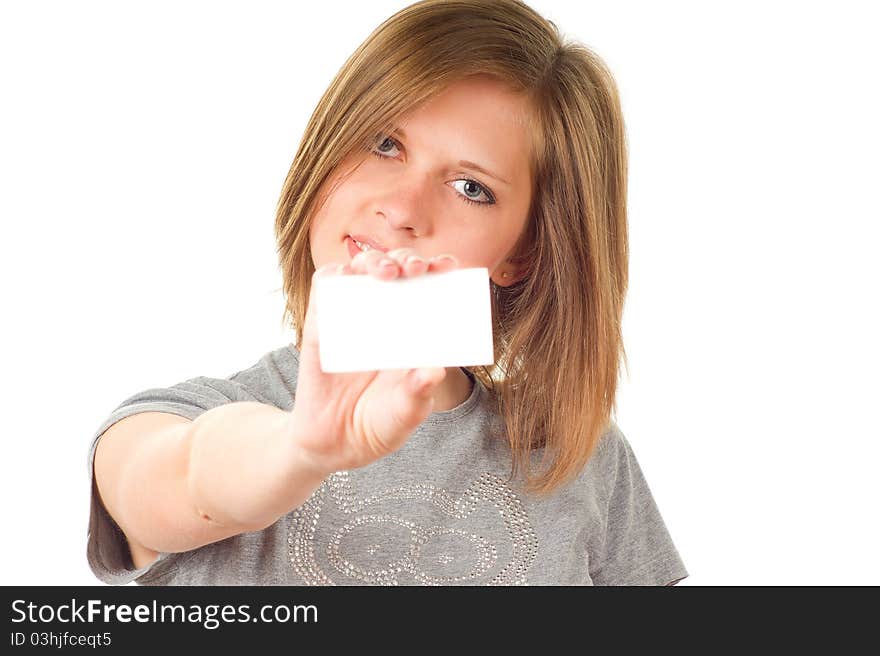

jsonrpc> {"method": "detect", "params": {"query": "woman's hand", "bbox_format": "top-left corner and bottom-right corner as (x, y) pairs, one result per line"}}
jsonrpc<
(286, 247), (460, 476)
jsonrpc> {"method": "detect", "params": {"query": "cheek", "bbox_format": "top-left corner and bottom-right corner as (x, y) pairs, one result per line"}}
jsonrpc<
(466, 221), (525, 268)
(312, 175), (365, 232)
(306, 200), (339, 269)
(309, 182), (349, 243)
(442, 227), (503, 268)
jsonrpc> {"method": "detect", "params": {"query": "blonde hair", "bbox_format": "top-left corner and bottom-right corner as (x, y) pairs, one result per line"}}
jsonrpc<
(275, 0), (629, 495)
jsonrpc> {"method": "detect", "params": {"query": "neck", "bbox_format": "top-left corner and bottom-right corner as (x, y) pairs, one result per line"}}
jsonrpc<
(431, 367), (473, 412)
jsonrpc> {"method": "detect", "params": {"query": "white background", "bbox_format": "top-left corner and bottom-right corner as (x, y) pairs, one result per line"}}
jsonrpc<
(2, 0), (877, 586)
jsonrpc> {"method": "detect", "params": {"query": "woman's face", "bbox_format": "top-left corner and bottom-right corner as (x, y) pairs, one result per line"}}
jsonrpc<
(308, 75), (534, 286)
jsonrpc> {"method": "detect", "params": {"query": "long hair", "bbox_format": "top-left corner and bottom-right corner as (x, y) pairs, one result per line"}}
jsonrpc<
(275, 0), (629, 495)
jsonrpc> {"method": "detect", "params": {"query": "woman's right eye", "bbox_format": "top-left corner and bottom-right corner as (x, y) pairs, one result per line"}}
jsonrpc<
(369, 136), (401, 159)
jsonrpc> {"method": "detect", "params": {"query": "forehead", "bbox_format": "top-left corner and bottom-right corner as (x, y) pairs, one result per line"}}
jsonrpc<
(410, 76), (532, 127)
(396, 76), (535, 180)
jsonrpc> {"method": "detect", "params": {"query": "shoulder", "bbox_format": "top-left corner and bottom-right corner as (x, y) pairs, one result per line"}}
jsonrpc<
(108, 344), (298, 415)
(222, 344), (299, 409)
(596, 419), (626, 457)
(581, 420), (628, 479)
(569, 420), (653, 508)
(586, 422), (688, 585)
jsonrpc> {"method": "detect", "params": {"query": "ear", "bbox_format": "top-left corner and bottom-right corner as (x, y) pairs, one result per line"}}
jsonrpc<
(490, 261), (529, 287)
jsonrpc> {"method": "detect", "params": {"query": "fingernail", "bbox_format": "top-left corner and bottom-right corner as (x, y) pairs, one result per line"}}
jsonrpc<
(407, 255), (426, 266)
(379, 257), (396, 267)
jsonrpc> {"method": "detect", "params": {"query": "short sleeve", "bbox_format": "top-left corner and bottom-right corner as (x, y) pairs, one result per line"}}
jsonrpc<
(589, 425), (689, 586)
(86, 376), (260, 585)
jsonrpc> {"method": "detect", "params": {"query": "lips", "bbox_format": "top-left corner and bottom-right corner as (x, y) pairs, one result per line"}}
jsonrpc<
(345, 236), (364, 259)
(345, 234), (392, 259)
(348, 234), (389, 252)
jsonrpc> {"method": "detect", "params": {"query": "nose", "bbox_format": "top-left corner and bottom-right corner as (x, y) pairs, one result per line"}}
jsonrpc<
(371, 168), (436, 237)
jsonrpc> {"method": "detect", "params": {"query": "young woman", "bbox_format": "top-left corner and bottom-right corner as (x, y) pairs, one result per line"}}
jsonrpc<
(88, 0), (688, 586)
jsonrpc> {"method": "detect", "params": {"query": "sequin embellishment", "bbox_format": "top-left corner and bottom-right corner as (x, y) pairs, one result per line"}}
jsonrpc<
(287, 471), (538, 585)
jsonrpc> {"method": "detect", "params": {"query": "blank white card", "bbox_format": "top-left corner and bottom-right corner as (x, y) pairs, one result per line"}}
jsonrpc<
(314, 267), (495, 373)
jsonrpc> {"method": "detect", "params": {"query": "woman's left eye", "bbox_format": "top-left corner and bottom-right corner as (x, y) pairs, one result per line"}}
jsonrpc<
(369, 135), (496, 207)
(450, 179), (495, 205)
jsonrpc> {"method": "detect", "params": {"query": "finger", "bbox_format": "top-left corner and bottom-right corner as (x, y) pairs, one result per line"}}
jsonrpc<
(366, 251), (404, 280)
(427, 254), (460, 274)
(355, 254), (396, 281)
(385, 247), (418, 263)
(401, 253), (428, 276)
(384, 248), (429, 277)
(350, 248), (386, 275)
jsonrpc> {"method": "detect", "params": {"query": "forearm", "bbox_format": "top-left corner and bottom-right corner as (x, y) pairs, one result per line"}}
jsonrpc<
(185, 402), (328, 531)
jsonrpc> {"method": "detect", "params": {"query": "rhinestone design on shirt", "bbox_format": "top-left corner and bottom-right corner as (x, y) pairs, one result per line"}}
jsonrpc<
(287, 470), (538, 585)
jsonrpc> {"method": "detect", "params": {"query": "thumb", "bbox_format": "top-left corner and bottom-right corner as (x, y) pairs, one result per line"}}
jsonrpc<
(378, 367), (447, 449)
(409, 367), (447, 395)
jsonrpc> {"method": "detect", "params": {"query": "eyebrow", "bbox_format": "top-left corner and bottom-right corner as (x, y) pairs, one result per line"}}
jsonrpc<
(392, 127), (511, 186)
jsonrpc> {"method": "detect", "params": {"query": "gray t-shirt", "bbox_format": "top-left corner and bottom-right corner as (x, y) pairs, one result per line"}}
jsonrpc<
(86, 344), (688, 586)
